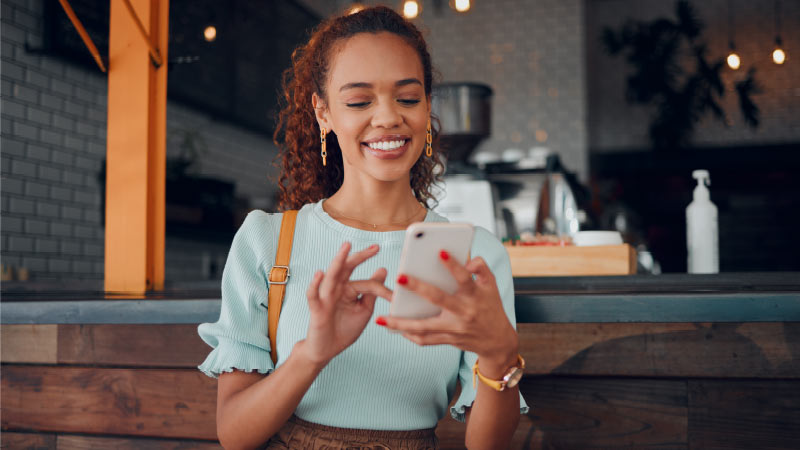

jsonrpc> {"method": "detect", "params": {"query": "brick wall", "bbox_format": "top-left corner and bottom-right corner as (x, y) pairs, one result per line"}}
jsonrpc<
(587, 0), (800, 152)
(1, 0), (279, 282)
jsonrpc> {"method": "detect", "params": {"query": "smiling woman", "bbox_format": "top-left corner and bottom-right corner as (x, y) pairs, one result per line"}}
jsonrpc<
(196, 6), (527, 449)
(273, 7), (441, 217)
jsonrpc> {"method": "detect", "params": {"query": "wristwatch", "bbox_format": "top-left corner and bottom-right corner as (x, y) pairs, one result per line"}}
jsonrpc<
(472, 354), (526, 391)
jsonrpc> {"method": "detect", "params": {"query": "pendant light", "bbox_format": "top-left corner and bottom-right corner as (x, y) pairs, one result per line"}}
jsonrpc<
(451, 0), (471, 13)
(772, 0), (786, 64)
(402, 0), (420, 19)
(726, 0), (740, 70)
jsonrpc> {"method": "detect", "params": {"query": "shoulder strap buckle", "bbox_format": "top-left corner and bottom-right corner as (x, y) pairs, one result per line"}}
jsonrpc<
(268, 265), (290, 285)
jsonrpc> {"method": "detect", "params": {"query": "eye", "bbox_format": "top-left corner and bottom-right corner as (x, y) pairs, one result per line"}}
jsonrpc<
(398, 99), (421, 106)
(346, 101), (371, 109)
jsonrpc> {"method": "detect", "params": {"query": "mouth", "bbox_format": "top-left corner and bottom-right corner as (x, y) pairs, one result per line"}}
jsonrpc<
(361, 137), (411, 160)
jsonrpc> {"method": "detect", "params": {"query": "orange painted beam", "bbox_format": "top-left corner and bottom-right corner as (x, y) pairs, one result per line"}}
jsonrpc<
(105, 0), (168, 294)
(121, 0), (164, 67)
(57, 0), (107, 72)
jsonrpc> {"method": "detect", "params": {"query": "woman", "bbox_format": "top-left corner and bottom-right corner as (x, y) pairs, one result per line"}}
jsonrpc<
(198, 6), (527, 449)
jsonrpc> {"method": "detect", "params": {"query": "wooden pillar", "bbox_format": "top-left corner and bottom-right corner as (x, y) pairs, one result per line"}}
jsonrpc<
(105, 0), (169, 294)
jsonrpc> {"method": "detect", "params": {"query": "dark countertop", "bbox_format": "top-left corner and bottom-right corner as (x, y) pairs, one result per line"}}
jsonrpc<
(2, 273), (799, 324)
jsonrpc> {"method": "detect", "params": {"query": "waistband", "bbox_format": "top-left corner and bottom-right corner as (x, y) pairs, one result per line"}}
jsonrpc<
(289, 415), (437, 440)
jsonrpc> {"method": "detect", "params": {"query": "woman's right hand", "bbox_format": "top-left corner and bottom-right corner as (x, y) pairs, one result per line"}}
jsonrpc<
(298, 242), (392, 367)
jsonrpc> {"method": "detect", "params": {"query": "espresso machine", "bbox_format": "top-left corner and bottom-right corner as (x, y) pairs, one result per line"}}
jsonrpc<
(432, 82), (587, 240)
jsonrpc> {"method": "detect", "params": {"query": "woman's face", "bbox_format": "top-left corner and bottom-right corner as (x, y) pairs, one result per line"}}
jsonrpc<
(313, 32), (431, 184)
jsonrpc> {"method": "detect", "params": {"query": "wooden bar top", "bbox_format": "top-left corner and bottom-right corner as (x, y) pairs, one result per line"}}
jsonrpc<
(2, 273), (798, 324)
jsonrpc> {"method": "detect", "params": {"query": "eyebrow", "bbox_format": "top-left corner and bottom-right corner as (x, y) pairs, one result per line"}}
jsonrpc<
(338, 78), (423, 92)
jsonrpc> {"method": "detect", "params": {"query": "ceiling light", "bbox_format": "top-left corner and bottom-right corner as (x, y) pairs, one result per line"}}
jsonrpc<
(347, 2), (365, 15)
(203, 25), (216, 42)
(773, 47), (786, 65)
(727, 51), (740, 70)
(403, 0), (419, 19)
(453, 0), (470, 12)
(726, 1), (739, 70)
(772, 2), (786, 65)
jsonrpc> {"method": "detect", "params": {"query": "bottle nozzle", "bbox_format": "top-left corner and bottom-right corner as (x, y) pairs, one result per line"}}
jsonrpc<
(692, 169), (710, 187)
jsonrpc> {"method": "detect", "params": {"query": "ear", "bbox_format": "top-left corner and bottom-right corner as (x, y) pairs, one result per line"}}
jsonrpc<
(312, 92), (332, 132)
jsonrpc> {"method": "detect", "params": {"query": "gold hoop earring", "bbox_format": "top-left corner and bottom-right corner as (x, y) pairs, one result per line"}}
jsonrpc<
(426, 119), (432, 157)
(320, 128), (327, 166)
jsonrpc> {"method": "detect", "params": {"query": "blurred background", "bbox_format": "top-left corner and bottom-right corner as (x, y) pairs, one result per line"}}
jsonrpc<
(2, 0), (798, 287)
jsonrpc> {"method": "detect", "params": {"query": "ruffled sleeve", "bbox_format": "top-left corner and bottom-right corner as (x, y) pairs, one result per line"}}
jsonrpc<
(450, 226), (530, 422)
(198, 211), (276, 379)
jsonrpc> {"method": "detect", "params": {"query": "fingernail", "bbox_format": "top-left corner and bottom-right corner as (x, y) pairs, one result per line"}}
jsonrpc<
(440, 250), (450, 261)
(397, 274), (408, 285)
(370, 244), (379, 251)
(375, 317), (387, 326)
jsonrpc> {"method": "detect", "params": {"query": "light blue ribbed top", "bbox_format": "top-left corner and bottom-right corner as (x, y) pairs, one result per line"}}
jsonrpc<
(198, 199), (528, 430)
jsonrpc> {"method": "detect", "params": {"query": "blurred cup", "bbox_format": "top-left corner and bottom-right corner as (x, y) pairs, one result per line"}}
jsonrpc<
(573, 231), (623, 246)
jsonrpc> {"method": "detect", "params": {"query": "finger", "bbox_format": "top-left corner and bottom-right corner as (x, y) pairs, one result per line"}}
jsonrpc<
(342, 244), (380, 276)
(306, 270), (324, 308)
(438, 249), (475, 292)
(402, 331), (460, 347)
(396, 273), (460, 312)
(336, 244), (380, 287)
(466, 257), (495, 285)
(357, 268), (388, 311)
(320, 242), (351, 298)
(378, 314), (456, 334)
(350, 278), (393, 301)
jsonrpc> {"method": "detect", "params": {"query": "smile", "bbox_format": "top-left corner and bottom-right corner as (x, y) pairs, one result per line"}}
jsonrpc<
(366, 139), (407, 150)
(361, 137), (411, 160)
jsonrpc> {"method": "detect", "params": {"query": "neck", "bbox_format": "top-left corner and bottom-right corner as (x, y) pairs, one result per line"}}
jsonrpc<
(324, 175), (424, 228)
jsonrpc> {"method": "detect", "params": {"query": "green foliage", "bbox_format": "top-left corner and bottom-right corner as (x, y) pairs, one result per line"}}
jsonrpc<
(602, 0), (760, 150)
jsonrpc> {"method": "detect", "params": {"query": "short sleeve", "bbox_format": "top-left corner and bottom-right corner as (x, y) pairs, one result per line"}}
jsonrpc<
(197, 211), (276, 379)
(450, 227), (530, 422)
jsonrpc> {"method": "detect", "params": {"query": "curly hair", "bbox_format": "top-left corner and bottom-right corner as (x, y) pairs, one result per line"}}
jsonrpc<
(272, 6), (443, 211)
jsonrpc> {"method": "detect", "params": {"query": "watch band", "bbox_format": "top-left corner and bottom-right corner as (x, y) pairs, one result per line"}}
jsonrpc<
(472, 354), (526, 392)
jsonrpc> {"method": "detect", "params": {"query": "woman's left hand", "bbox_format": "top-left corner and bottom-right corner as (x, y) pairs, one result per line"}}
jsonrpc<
(376, 251), (519, 368)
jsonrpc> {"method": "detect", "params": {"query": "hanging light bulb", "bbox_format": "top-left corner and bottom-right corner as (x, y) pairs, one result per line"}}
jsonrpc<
(773, 47), (786, 64)
(727, 49), (741, 70)
(772, 34), (786, 65)
(402, 0), (420, 19)
(452, 0), (471, 12)
(203, 25), (217, 42)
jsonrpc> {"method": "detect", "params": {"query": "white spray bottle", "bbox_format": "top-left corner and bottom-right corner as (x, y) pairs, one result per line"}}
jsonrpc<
(686, 170), (719, 273)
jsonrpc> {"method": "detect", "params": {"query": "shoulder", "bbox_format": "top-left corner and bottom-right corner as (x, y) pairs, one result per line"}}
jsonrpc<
(237, 209), (280, 240)
(233, 204), (316, 252)
(470, 226), (508, 263)
(227, 210), (284, 266)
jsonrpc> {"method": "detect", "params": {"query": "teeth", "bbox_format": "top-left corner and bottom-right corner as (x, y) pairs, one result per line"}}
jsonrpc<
(367, 140), (406, 150)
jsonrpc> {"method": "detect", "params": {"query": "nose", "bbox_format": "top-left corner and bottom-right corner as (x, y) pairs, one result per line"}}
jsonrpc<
(370, 100), (403, 129)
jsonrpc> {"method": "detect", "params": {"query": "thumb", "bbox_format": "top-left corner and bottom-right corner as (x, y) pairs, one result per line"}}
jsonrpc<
(360, 267), (388, 311)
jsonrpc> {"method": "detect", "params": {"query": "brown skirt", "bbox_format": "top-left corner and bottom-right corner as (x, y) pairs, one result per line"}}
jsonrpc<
(264, 415), (439, 450)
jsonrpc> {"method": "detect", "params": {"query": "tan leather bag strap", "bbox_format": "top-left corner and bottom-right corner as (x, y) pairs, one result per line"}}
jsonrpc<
(267, 210), (298, 365)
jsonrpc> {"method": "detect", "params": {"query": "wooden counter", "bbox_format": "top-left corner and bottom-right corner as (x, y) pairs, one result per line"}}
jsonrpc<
(2, 273), (799, 448)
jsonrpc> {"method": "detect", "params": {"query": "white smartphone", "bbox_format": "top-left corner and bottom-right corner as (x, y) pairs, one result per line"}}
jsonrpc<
(389, 222), (475, 319)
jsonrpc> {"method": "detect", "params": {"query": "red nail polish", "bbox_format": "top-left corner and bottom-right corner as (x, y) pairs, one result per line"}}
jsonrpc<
(397, 274), (408, 285)
(440, 250), (450, 261)
(375, 317), (387, 326)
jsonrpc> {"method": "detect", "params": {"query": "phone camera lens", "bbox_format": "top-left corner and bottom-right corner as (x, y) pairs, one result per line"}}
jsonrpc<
(415, 232), (424, 238)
